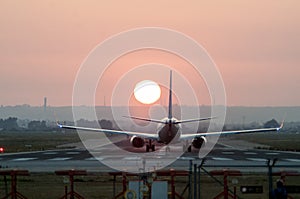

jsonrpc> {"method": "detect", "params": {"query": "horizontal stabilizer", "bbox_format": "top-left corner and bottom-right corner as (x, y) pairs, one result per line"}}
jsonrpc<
(174, 116), (216, 124)
(123, 116), (167, 124)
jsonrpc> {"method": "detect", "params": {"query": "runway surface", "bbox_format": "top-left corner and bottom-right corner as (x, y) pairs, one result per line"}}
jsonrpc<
(1, 139), (299, 173)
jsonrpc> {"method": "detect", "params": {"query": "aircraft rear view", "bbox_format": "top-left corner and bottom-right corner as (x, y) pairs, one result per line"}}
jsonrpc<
(58, 70), (283, 152)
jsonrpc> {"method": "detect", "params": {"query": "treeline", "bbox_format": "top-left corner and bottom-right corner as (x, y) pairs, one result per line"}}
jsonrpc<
(0, 117), (19, 130)
(0, 117), (49, 131)
(0, 117), (119, 132)
(1, 117), (300, 133)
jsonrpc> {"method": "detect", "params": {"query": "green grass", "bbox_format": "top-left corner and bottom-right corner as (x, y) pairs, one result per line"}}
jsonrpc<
(0, 130), (80, 153)
(230, 132), (300, 151)
(1, 130), (299, 153)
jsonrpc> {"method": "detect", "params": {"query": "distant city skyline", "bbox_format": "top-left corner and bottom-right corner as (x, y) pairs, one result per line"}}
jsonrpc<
(1, 1), (299, 106)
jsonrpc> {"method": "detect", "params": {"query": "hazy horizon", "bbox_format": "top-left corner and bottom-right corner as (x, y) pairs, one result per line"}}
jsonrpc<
(1, 105), (299, 123)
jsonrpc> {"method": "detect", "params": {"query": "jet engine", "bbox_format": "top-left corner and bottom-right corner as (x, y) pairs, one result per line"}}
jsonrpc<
(130, 136), (145, 148)
(192, 136), (207, 149)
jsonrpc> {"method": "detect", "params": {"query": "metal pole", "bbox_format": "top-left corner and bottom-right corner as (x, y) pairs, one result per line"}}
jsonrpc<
(268, 159), (277, 199)
(12, 173), (16, 199)
(64, 186), (68, 199)
(70, 174), (74, 199)
(198, 159), (205, 199)
(234, 186), (236, 199)
(224, 171), (228, 199)
(194, 164), (197, 199)
(198, 166), (201, 199)
(113, 175), (116, 198)
(4, 175), (8, 196)
(268, 162), (273, 199)
(188, 160), (192, 199)
(171, 170), (175, 199)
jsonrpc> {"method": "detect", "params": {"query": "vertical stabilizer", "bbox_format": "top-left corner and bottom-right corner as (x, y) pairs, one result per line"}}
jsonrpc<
(168, 70), (172, 119)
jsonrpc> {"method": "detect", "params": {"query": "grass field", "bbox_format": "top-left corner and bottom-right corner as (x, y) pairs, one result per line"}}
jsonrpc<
(0, 131), (80, 153)
(230, 132), (300, 151)
(1, 130), (299, 153)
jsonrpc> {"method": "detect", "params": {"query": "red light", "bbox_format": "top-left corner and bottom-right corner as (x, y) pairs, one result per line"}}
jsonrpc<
(0, 147), (4, 153)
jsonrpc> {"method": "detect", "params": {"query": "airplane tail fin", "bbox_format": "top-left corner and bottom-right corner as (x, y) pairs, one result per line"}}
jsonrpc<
(124, 70), (215, 124)
(168, 70), (172, 120)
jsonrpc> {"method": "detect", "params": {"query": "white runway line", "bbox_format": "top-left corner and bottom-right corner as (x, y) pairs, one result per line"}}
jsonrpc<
(123, 156), (142, 161)
(85, 157), (104, 161)
(222, 152), (235, 155)
(284, 159), (300, 162)
(43, 152), (58, 155)
(66, 152), (81, 155)
(212, 157), (233, 161)
(48, 157), (72, 161)
(177, 157), (195, 160)
(265, 152), (280, 155)
(11, 158), (38, 161)
(244, 152), (257, 155)
(247, 158), (267, 162)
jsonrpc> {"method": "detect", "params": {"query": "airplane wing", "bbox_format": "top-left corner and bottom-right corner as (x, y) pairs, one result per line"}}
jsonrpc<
(180, 123), (283, 140)
(124, 116), (215, 124)
(57, 123), (159, 140)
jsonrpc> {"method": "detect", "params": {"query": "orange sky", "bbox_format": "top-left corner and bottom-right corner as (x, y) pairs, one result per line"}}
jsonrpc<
(0, 1), (299, 106)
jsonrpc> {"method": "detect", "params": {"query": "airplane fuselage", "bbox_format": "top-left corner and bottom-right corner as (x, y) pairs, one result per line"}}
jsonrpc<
(57, 70), (283, 153)
(157, 118), (181, 144)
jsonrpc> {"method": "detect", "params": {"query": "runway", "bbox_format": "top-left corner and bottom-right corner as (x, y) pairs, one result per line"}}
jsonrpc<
(1, 140), (300, 172)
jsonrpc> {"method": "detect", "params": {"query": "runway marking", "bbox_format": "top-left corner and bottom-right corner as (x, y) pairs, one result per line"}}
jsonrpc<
(285, 159), (300, 162)
(265, 152), (280, 155)
(222, 152), (235, 155)
(85, 157), (104, 161)
(244, 152), (257, 155)
(123, 156), (142, 161)
(157, 151), (167, 156)
(247, 158), (267, 162)
(49, 157), (72, 161)
(177, 157), (195, 160)
(12, 158), (38, 161)
(66, 152), (81, 155)
(212, 157), (233, 161)
(43, 152), (58, 155)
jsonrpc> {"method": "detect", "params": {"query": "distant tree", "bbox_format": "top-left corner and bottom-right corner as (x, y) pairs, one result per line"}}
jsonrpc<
(28, 120), (47, 130)
(264, 119), (279, 128)
(2, 117), (19, 130)
(0, 118), (3, 128)
(98, 119), (113, 129)
(247, 121), (261, 129)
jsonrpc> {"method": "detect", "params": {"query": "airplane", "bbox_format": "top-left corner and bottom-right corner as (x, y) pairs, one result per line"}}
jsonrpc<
(57, 71), (283, 152)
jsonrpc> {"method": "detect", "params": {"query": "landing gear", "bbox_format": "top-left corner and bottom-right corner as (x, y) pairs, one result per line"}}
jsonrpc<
(146, 144), (155, 152)
(146, 140), (155, 152)
(183, 141), (192, 152)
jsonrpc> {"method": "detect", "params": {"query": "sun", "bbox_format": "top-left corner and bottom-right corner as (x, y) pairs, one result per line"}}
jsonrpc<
(134, 80), (161, 104)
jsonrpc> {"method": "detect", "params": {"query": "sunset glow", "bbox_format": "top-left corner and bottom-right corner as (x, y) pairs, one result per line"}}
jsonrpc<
(0, 1), (299, 106)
